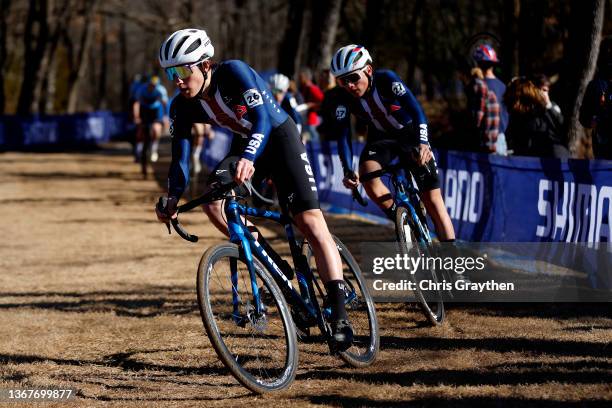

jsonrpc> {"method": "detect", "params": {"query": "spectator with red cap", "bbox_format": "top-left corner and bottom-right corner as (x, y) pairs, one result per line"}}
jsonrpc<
(466, 43), (509, 155)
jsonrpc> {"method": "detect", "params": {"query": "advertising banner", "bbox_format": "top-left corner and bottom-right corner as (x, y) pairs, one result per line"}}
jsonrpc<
(0, 111), (128, 148)
(303, 142), (612, 244)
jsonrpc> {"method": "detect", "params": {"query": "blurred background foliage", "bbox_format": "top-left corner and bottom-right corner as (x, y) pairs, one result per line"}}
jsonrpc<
(1, 0), (610, 154)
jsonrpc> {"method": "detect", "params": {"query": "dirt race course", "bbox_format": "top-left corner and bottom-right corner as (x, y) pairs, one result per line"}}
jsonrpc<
(1, 140), (611, 407)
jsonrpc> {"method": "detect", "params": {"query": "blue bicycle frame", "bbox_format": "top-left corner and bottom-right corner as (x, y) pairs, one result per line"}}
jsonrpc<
(389, 169), (433, 246)
(222, 198), (328, 331)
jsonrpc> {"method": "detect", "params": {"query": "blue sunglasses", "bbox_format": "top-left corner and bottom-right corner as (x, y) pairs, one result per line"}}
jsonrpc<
(165, 62), (200, 81)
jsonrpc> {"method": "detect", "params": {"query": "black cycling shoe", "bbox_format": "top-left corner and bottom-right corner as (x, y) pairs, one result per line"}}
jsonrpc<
(330, 319), (353, 352)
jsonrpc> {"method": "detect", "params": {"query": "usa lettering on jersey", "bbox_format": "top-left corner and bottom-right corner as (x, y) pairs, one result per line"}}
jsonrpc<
(391, 82), (406, 96)
(243, 89), (263, 108)
(419, 123), (429, 143)
(244, 133), (265, 156)
(300, 152), (317, 191)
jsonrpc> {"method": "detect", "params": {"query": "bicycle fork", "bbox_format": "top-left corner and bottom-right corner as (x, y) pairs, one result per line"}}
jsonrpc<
(230, 247), (265, 327)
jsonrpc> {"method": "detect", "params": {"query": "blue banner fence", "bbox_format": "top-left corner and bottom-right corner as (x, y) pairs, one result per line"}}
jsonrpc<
(0, 111), (128, 148)
(2, 113), (610, 245)
(202, 129), (612, 244)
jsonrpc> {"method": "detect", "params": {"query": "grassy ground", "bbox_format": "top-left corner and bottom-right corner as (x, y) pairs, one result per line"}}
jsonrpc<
(0, 141), (610, 407)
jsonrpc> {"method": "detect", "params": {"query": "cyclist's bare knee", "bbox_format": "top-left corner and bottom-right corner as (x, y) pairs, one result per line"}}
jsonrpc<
(363, 178), (393, 209)
(295, 209), (330, 242)
(203, 201), (229, 237)
(421, 189), (445, 209)
(295, 209), (341, 281)
(152, 123), (162, 139)
(203, 201), (222, 221)
(359, 161), (394, 208)
(421, 188), (455, 240)
(359, 159), (382, 175)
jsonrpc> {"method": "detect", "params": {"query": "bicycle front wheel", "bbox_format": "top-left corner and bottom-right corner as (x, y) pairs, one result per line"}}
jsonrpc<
(395, 207), (445, 326)
(197, 243), (298, 393)
(302, 236), (379, 367)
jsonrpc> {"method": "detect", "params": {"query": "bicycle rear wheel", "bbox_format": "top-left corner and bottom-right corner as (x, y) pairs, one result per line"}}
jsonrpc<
(197, 243), (298, 393)
(302, 236), (379, 367)
(395, 207), (445, 326)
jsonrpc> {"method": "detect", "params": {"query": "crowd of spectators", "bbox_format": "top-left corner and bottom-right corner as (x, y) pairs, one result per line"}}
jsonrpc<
(462, 39), (610, 160)
(129, 36), (611, 163)
(271, 37), (610, 161)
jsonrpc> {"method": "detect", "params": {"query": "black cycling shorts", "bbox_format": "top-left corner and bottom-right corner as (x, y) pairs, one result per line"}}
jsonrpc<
(141, 107), (164, 124)
(208, 118), (320, 215)
(359, 139), (441, 192)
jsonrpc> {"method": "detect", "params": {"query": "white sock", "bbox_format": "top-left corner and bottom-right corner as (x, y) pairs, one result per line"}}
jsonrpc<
(151, 141), (159, 154)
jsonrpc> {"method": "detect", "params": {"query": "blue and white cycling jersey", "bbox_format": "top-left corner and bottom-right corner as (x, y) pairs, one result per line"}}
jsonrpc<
(129, 80), (144, 101)
(135, 83), (168, 110)
(326, 69), (429, 172)
(168, 60), (290, 198)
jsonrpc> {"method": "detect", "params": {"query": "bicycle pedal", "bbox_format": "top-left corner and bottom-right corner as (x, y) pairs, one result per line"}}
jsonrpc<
(328, 338), (350, 355)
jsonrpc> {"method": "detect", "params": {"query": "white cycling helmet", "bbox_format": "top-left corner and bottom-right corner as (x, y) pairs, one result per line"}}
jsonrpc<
(269, 73), (290, 93)
(330, 44), (372, 77)
(159, 28), (214, 68)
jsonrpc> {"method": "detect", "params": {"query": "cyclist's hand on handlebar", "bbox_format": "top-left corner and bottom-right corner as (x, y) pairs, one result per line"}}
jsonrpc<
(234, 158), (255, 184)
(343, 171), (360, 189)
(417, 143), (433, 166)
(156, 196), (178, 223)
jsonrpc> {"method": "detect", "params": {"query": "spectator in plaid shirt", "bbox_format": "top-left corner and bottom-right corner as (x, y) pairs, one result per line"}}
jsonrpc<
(468, 68), (500, 152)
(466, 44), (509, 155)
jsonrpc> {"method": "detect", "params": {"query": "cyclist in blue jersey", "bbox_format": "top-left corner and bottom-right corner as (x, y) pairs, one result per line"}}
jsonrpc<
(268, 73), (303, 134)
(128, 74), (143, 108)
(133, 75), (168, 162)
(326, 44), (455, 242)
(154, 28), (353, 349)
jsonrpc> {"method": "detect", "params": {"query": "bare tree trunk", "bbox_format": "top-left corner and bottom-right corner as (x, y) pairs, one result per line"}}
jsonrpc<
(0, 0), (11, 114)
(560, 0), (605, 156)
(96, 13), (107, 109)
(502, 0), (520, 78)
(277, 0), (305, 76)
(406, 0), (424, 87)
(361, 0), (385, 50)
(36, 0), (71, 114)
(305, 0), (342, 71)
(339, 0), (357, 41)
(119, 18), (128, 111)
(66, 0), (98, 113)
(43, 51), (57, 113)
(518, 0), (547, 74)
(17, 0), (49, 115)
(33, 0), (55, 114)
(421, 2), (435, 100)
